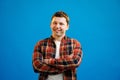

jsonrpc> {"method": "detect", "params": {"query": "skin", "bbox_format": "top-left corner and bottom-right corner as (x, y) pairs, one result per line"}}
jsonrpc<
(43, 17), (70, 64)
(50, 17), (69, 41)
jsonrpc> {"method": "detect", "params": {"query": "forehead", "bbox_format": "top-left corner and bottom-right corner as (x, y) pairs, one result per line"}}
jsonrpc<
(51, 17), (67, 23)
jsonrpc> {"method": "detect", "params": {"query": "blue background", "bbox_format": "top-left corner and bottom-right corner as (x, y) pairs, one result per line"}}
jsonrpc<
(0, 0), (120, 80)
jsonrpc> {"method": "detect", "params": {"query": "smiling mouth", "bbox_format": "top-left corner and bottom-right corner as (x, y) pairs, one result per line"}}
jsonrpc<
(54, 29), (61, 32)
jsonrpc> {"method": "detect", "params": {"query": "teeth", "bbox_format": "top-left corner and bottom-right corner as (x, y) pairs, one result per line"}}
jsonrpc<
(56, 30), (61, 31)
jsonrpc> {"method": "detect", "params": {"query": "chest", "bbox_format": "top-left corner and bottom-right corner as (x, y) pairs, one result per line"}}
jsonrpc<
(40, 42), (74, 58)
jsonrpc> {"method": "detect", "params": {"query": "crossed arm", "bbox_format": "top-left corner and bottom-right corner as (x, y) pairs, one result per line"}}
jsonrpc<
(32, 41), (82, 74)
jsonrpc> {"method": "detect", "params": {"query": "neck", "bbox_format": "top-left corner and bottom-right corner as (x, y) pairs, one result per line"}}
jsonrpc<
(52, 34), (65, 41)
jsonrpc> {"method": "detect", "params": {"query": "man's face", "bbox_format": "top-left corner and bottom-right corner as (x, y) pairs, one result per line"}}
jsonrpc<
(50, 17), (69, 37)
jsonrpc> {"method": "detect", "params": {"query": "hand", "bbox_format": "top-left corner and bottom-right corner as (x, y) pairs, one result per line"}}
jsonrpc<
(69, 53), (74, 58)
(43, 59), (49, 64)
(64, 53), (74, 58)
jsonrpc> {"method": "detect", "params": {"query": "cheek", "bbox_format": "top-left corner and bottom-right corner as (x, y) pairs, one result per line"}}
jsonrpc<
(62, 26), (68, 30)
(50, 26), (56, 31)
(50, 25), (54, 29)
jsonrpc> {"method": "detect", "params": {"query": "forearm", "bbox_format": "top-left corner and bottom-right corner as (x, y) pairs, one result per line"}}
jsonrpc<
(49, 54), (82, 69)
(32, 51), (64, 74)
(32, 58), (64, 74)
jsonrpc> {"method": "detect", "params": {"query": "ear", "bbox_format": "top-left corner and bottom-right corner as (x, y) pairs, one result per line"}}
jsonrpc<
(50, 22), (52, 28)
(66, 24), (69, 30)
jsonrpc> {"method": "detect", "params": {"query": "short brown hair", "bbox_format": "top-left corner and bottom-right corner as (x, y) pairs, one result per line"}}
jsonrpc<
(51, 11), (70, 25)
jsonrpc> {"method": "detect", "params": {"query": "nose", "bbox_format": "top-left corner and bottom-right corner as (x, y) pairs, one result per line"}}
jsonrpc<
(56, 23), (60, 28)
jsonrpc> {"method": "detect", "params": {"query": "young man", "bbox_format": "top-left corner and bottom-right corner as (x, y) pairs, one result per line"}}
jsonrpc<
(32, 11), (83, 80)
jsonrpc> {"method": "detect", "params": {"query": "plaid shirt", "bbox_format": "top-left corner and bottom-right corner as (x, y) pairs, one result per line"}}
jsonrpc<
(32, 36), (82, 80)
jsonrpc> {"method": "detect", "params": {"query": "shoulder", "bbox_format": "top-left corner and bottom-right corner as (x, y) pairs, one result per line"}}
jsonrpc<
(36, 37), (50, 46)
(66, 36), (82, 46)
(67, 36), (80, 43)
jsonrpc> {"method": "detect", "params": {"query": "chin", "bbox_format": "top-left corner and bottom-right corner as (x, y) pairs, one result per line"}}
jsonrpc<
(56, 35), (62, 37)
(53, 32), (64, 37)
(55, 34), (63, 37)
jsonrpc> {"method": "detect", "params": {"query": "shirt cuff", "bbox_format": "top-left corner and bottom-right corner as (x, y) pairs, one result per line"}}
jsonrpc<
(48, 58), (56, 65)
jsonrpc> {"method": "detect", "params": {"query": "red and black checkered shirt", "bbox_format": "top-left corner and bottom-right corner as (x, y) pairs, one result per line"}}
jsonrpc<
(32, 36), (82, 80)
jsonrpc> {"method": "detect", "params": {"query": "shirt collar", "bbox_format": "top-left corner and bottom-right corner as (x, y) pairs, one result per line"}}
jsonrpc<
(50, 35), (68, 42)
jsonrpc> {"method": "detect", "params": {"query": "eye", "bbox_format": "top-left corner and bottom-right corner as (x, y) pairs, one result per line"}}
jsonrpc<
(53, 22), (57, 25)
(60, 23), (64, 25)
